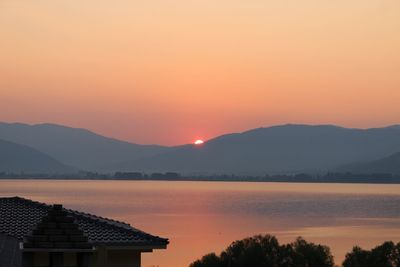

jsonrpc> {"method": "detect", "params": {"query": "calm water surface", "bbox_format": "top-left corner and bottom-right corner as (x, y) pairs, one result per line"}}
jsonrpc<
(1, 180), (400, 267)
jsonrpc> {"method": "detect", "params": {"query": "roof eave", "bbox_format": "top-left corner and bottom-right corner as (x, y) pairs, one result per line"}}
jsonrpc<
(100, 244), (168, 250)
(20, 243), (96, 253)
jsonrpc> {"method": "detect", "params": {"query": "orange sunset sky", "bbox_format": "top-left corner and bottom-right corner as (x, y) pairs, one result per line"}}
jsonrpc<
(0, 0), (399, 145)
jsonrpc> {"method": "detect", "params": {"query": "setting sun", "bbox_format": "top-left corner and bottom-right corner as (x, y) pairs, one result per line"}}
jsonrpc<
(194, 140), (204, 145)
(0, 1), (399, 267)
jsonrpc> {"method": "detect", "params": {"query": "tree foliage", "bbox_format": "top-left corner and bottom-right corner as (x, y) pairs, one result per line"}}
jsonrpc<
(343, 241), (400, 267)
(190, 235), (400, 267)
(189, 235), (334, 267)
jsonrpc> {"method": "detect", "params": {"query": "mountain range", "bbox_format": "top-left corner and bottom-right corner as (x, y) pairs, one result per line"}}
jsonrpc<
(113, 124), (400, 174)
(0, 122), (399, 175)
(0, 123), (170, 171)
(0, 139), (73, 174)
(339, 152), (400, 175)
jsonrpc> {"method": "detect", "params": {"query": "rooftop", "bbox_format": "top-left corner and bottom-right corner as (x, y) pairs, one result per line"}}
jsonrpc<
(0, 196), (168, 247)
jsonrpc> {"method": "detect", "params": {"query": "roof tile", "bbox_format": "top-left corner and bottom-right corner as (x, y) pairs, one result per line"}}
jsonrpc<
(0, 197), (168, 248)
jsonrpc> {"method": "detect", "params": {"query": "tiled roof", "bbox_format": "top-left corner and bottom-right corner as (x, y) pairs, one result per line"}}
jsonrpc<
(0, 197), (168, 248)
(24, 204), (92, 250)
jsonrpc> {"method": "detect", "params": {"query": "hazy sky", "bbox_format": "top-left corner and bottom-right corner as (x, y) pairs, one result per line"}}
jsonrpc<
(1, 0), (399, 145)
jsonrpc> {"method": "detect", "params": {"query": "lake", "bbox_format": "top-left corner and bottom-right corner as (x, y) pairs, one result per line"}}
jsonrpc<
(1, 180), (400, 267)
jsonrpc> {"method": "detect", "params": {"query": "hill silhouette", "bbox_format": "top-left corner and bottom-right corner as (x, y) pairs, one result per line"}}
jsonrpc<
(0, 139), (74, 173)
(2, 123), (400, 174)
(0, 123), (170, 171)
(112, 124), (400, 174)
(339, 152), (400, 174)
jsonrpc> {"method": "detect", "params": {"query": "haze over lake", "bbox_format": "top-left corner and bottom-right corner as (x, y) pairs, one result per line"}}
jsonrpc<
(1, 180), (399, 267)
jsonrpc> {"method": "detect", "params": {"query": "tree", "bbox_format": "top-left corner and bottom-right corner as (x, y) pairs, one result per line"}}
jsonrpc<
(369, 241), (399, 267)
(220, 234), (281, 267)
(290, 237), (334, 267)
(342, 242), (400, 267)
(190, 253), (222, 267)
(189, 234), (334, 267)
(342, 246), (369, 267)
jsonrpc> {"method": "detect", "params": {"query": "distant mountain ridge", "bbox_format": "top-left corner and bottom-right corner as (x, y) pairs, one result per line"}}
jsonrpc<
(1, 122), (400, 175)
(112, 124), (400, 174)
(0, 139), (74, 173)
(0, 123), (171, 171)
(339, 152), (400, 174)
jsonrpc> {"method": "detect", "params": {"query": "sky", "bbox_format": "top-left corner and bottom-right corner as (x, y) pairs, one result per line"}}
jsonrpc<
(0, 0), (399, 145)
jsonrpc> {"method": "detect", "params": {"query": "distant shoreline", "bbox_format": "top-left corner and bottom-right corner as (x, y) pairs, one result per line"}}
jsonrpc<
(1, 176), (400, 184)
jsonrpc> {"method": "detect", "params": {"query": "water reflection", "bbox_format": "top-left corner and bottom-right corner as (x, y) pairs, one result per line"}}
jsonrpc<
(0, 180), (399, 267)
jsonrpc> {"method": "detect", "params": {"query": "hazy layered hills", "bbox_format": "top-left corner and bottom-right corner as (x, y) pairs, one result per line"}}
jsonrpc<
(1, 123), (400, 175)
(339, 152), (400, 175)
(0, 123), (170, 171)
(0, 139), (73, 173)
(113, 124), (400, 174)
